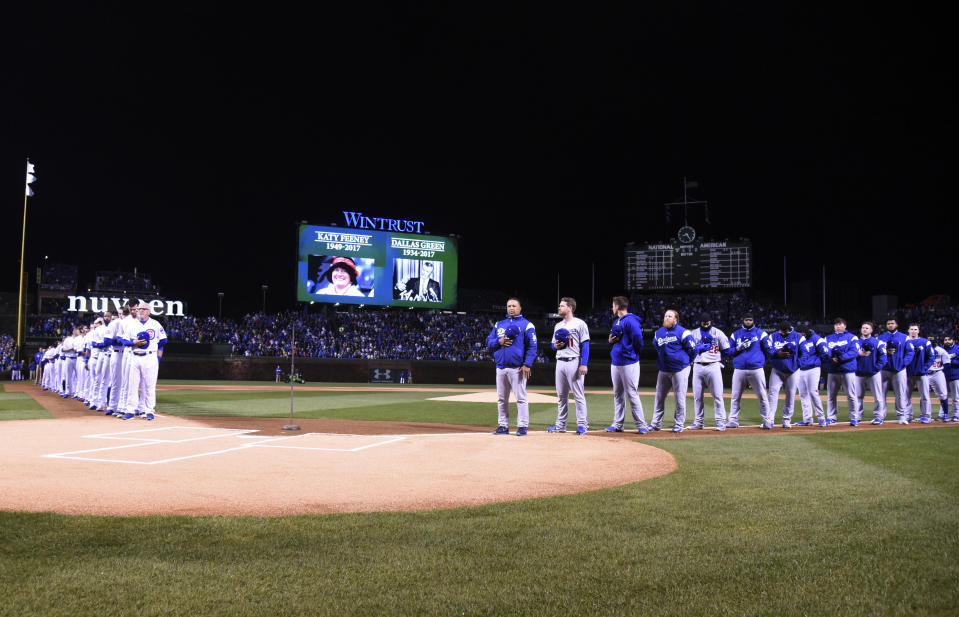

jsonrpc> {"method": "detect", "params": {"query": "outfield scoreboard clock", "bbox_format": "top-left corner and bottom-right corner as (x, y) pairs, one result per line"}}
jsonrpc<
(624, 237), (752, 290)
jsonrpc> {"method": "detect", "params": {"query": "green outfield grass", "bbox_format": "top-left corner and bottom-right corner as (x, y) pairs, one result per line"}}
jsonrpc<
(0, 385), (55, 420)
(155, 381), (776, 428)
(2, 429), (957, 616)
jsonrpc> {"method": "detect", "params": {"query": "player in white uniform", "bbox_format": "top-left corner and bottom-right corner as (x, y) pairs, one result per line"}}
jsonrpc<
(89, 315), (110, 410)
(927, 338), (951, 421)
(113, 303), (140, 417)
(61, 328), (79, 398)
(546, 297), (590, 434)
(103, 306), (128, 414)
(121, 302), (167, 420)
(688, 313), (730, 430)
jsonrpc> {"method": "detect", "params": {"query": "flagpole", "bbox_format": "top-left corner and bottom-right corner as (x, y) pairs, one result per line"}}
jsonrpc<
(16, 159), (30, 360)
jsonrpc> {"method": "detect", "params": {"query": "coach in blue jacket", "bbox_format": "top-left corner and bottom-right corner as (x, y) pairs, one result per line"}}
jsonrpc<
(487, 297), (538, 436)
(650, 309), (697, 433)
(605, 296), (649, 433)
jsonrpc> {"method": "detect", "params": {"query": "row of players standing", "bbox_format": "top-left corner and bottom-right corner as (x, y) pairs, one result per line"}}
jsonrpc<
(36, 301), (167, 420)
(486, 296), (958, 434)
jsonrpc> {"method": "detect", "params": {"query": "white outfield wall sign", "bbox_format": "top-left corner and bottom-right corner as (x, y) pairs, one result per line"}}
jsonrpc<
(66, 295), (187, 316)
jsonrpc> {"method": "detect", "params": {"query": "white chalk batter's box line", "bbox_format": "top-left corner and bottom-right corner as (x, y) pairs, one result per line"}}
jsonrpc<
(42, 427), (487, 465)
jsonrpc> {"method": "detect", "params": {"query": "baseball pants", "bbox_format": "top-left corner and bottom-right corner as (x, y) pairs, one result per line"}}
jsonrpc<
(797, 367), (825, 423)
(767, 368), (799, 424)
(827, 372), (860, 422)
(555, 359), (587, 429)
(854, 373), (886, 422)
(126, 353), (159, 415)
(610, 363), (647, 430)
(881, 369), (910, 420)
(691, 362), (726, 427)
(730, 368), (769, 424)
(929, 371), (948, 415)
(949, 379), (959, 418)
(496, 367), (529, 428)
(907, 375), (932, 420)
(651, 366), (690, 429)
(107, 349), (128, 412)
(63, 357), (77, 396)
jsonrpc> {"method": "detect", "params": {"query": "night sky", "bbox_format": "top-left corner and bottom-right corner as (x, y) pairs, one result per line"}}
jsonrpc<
(5, 5), (953, 317)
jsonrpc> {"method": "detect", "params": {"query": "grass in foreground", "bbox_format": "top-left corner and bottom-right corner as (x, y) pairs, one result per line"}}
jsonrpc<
(0, 386), (55, 420)
(2, 430), (957, 616)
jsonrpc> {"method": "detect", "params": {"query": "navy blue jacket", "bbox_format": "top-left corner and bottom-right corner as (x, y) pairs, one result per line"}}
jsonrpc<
(855, 335), (888, 376)
(653, 324), (696, 372)
(825, 331), (860, 374)
(944, 343), (959, 382)
(487, 314), (538, 369)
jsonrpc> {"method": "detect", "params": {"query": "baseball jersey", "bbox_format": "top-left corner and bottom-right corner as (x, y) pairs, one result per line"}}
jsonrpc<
(928, 345), (950, 374)
(104, 316), (123, 347)
(129, 317), (168, 353)
(553, 318), (590, 362)
(117, 315), (139, 347)
(92, 323), (108, 348)
(690, 326), (730, 364)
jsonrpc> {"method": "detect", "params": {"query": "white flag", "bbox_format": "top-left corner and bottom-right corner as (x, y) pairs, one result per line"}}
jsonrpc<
(25, 161), (37, 197)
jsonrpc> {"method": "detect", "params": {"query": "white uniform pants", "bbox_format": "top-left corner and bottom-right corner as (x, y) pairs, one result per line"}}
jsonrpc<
(854, 373), (886, 421)
(63, 357), (77, 396)
(827, 372), (860, 421)
(949, 379), (959, 418)
(610, 363), (646, 430)
(797, 367), (825, 423)
(126, 353), (158, 415)
(554, 359), (587, 429)
(907, 375), (931, 420)
(496, 367), (529, 428)
(652, 366), (690, 429)
(767, 368), (799, 424)
(730, 368), (769, 424)
(692, 362), (726, 427)
(929, 371), (948, 413)
(881, 369), (910, 419)
(108, 349), (128, 412)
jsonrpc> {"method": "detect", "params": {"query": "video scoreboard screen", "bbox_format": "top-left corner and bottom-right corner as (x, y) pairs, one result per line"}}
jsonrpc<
(296, 224), (458, 308)
(625, 240), (751, 290)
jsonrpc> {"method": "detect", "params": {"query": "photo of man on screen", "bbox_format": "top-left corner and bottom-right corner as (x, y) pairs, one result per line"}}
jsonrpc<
(394, 259), (442, 302)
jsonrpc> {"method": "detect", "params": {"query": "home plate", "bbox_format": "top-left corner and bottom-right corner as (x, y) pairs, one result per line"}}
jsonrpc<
(427, 391), (558, 403)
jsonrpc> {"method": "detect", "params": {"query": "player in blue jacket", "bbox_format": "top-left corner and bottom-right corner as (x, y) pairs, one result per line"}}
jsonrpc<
(605, 296), (649, 433)
(795, 327), (829, 425)
(650, 309), (697, 432)
(943, 335), (959, 422)
(854, 321), (888, 424)
(486, 297), (538, 436)
(765, 321), (804, 428)
(905, 324), (935, 423)
(878, 318), (916, 424)
(727, 314), (772, 428)
(824, 318), (861, 425)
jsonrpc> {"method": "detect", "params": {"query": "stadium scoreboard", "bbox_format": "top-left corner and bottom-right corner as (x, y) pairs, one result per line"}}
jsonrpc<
(624, 240), (751, 290)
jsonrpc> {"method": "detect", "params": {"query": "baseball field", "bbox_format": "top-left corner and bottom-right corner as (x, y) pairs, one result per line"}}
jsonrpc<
(1, 380), (957, 616)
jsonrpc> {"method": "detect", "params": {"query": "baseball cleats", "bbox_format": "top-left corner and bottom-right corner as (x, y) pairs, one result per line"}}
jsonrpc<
(937, 413), (947, 422)
(103, 409), (115, 415)
(817, 419), (827, 427)
(952, 416), (959, 422)
(604, 425), (623, 432)
(871, 419), (884, 425)
(493, 426), (509, 435)
(725, 422), (739, 429)
(637, 426), (649, 435)
(120, 413), (135, 421)
(144, 413), (155, 421)
(716, 425), (726, 432)
(649, 425), (662, 431)
(793, 421), (811, 426)
(687, 424), (704, 430)
(516, 427), (528, 436)
(825, 419), (837, 425)
(672, 425), (684, 433)
(546, 425), (566, 433)
(782, 421), (792, 429)
(920, 416), (932, 424)
(575, 426), (587, 435)
(760, 423), (772, 430)
(849, 419), (859, 427)
(897, 418), (909, 425)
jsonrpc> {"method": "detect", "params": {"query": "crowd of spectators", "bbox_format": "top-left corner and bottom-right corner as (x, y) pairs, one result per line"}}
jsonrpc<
(14, 293), (959, 367)
(94, 271), (158, 293)
(38, 264), (78, 291)
(1, 334), (17, 371)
